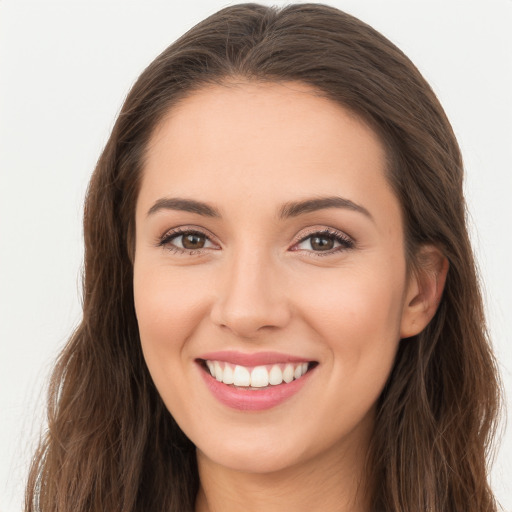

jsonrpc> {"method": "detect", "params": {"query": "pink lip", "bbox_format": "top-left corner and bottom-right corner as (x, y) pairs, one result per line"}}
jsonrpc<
(197, 359), (316, 412)
(198, 350), (311, 366)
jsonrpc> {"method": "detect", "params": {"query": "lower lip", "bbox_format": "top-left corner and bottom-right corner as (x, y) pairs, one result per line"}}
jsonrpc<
(198, 365), (314, 411)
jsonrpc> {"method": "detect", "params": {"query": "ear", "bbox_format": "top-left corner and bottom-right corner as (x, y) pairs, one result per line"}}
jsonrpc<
(400, 245), (449, 339)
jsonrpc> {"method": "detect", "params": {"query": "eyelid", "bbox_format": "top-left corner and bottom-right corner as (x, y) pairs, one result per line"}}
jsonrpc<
(156, 224), (354, 255)
(157, 225), (221, 251)
(292, 226), (354, 244)
(289, 226), (355, 254)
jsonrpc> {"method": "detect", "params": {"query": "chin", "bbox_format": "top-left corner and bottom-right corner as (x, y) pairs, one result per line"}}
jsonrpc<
(198, 443), (306, 475)
(192, 423), (310, 474)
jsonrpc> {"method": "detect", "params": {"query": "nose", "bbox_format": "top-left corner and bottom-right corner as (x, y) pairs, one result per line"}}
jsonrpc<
(209, 249), (291, 339)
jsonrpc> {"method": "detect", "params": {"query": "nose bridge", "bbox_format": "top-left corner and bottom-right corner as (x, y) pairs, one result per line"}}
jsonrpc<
(210, 245), (290, 337)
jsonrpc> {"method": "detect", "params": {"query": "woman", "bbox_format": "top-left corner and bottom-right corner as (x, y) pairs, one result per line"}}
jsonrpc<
(25, 3), (502, 511)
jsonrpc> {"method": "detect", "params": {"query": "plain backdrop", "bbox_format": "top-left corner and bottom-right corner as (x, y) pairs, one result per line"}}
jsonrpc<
(1, 1), (511, 511)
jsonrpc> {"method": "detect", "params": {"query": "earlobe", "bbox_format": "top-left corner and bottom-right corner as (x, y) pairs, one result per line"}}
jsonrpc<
(400, 245), (449, 339)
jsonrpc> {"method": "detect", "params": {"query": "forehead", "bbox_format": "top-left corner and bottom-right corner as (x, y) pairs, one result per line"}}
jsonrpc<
(138, 81), (398, 222)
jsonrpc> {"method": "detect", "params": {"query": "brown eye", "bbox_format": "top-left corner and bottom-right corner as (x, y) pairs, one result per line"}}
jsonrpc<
(182, 233), (206, 249)
(293, 230), (354, 254)
(310, 235), (335, 251)
(159, 229), (217, 252)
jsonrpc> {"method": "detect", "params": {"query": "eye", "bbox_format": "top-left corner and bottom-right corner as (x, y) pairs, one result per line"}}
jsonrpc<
(159, 229), (218, 253)
(292, 229), (354, 254)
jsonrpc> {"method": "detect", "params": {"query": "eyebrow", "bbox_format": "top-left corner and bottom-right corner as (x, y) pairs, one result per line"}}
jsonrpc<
(146, 195), (372, 221)
(278, 196), (373, 220)
(147, 198), (221, 217)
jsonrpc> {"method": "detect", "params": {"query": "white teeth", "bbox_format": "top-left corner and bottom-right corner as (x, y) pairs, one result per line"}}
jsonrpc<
(205, 360), (311, 387)
(269, 365), (283, 385)
(222, 364), (234, 385)
(283, 364), (294, 383)
(250, 366), (269, 387)
(214, 361), (223, 382)
(233, 365), (251, 386)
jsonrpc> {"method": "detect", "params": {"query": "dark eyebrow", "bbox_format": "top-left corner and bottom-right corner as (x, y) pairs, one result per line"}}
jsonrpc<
(147, 195), (372, 221)
(278, 196), (373, 220)
(147, 198), (221, 217)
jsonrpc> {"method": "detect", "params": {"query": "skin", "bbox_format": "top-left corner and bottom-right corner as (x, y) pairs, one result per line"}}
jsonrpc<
(133, 81), (447, 512)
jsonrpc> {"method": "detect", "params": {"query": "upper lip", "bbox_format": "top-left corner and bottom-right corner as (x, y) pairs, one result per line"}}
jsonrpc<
(197, 350), (315, 367)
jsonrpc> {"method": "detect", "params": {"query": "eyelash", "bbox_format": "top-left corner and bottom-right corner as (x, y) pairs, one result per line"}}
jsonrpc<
(292, 228), (354, 256)
(158, 227), (354, 257)
(158, 227), (218, 255)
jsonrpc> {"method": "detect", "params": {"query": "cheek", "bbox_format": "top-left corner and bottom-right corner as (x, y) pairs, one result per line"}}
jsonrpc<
(289, 267), (405, 439)
(133, 262), (216, 422)
(300, 265), (405, 335)
(296, 263), (406, 382)
(133, 263), (211, 362)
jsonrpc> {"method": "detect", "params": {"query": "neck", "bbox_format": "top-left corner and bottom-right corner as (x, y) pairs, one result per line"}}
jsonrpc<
(194, 428), (373, 512)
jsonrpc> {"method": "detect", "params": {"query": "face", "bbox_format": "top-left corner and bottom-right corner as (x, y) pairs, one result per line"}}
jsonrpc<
(133, 81), (416, 475)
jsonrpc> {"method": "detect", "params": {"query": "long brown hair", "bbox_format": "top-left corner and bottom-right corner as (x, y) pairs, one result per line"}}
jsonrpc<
(26, 4), (501, 511)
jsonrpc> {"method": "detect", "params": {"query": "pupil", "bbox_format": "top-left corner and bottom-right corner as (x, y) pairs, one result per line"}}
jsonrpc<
(182, 233), (205, 249)
(311, 236), (334, 251)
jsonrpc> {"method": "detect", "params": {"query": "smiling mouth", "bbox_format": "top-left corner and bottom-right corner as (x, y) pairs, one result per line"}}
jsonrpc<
(198, 359), (318, 389)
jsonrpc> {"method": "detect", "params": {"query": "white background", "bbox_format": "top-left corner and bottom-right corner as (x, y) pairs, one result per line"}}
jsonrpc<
(1, 1), (511, 511)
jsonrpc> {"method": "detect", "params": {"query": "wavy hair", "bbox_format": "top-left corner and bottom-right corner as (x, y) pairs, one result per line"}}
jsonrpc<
(26, 4), (501, 511)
